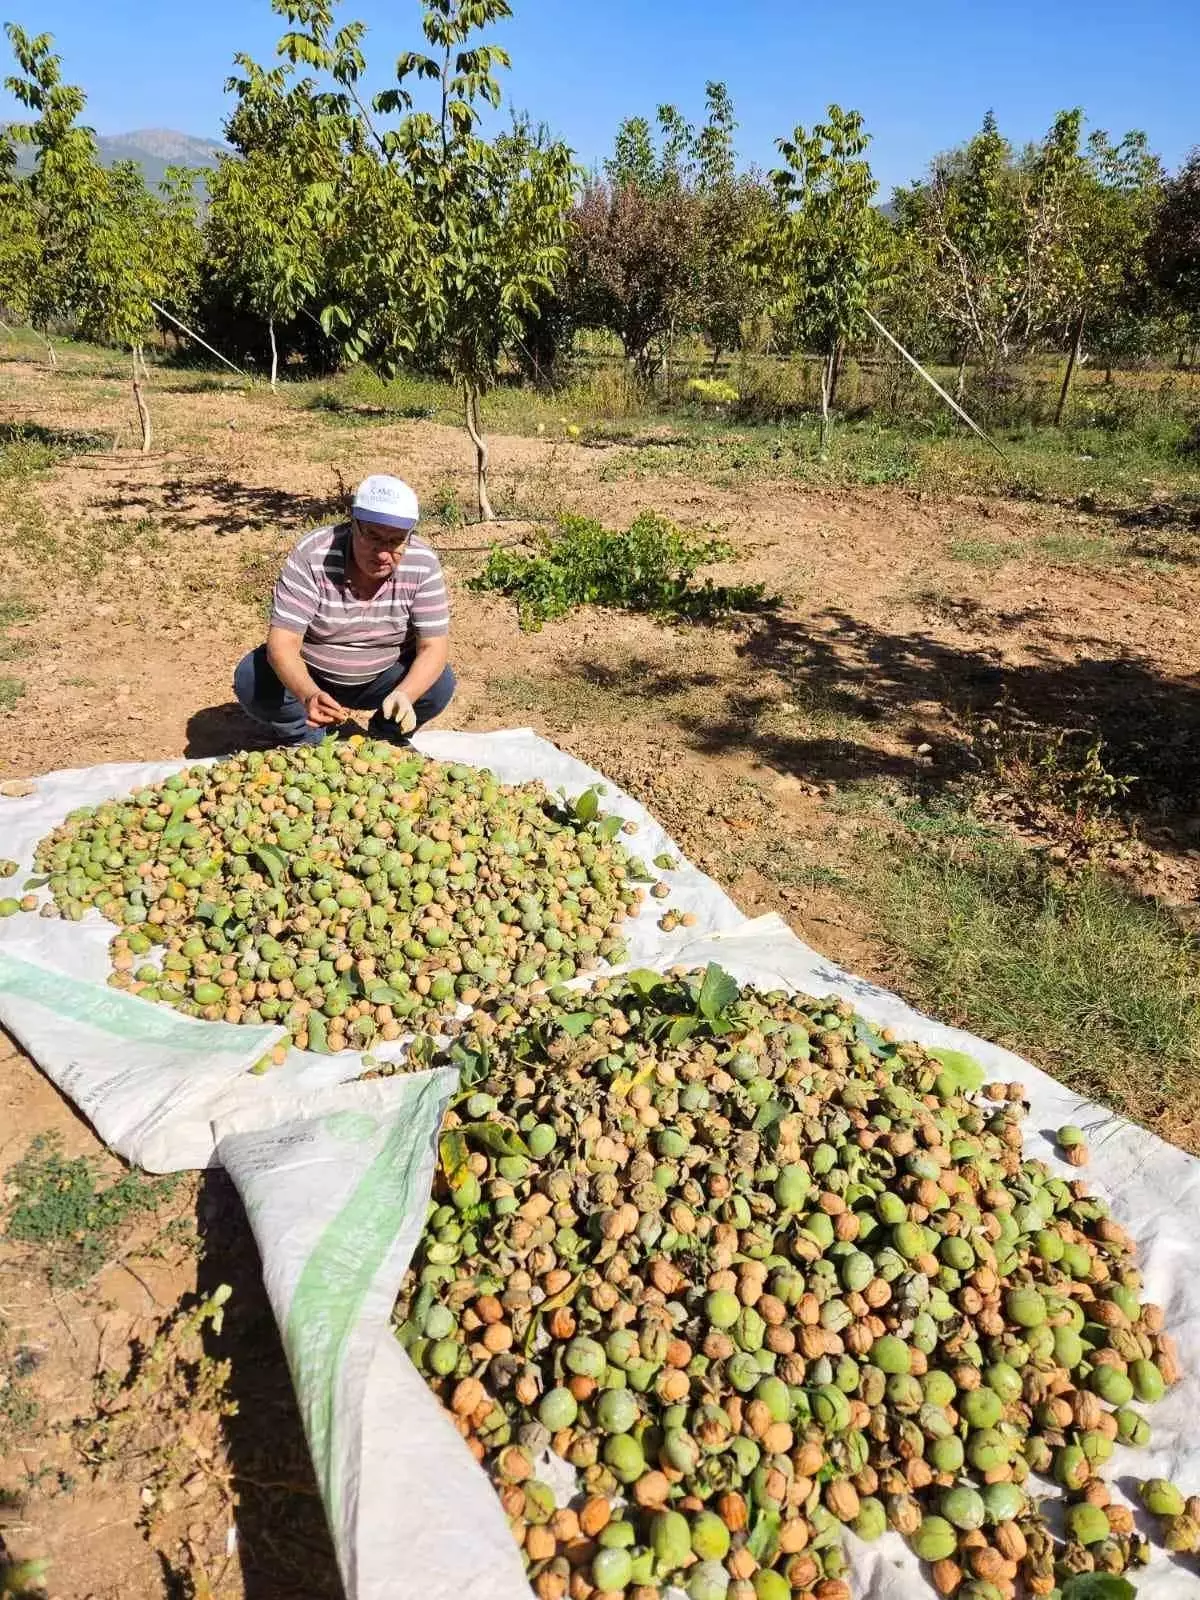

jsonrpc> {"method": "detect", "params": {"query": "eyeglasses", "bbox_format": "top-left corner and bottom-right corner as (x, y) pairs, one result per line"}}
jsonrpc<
(352, 517), (411, 550)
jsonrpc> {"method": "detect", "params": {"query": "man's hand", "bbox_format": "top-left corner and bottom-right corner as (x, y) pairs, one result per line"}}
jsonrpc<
(381, 688), (418, 734)
(304, 688), (348, 728)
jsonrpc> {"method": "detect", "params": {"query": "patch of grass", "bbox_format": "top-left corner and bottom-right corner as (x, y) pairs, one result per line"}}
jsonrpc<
(4, 1135), (180, 1288)
(487, 670), (628, 727)
(471, 510), (775, 631)
(1032, 531), (1123, 567)
(0, 596), (36, 709)
(0, 421), (106, 481)
(732, 833), (853, 892)
(862, 823), (1200, 1134)
(232, 545), (287, 611)
(947, 536), (1011, 567)
(0, 493), (165, 588)
(0, 1320), (40, 1452)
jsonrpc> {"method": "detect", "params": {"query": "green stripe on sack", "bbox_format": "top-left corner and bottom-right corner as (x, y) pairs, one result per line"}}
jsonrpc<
(0, 948), (273, 1053)
(283, 1074), (446, 1530)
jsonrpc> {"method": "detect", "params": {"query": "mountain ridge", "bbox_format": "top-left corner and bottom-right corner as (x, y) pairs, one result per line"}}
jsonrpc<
(9, 126), (227, 188)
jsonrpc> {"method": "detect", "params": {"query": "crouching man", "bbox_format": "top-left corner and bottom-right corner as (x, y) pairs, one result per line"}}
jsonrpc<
(234, 474), (455, 746)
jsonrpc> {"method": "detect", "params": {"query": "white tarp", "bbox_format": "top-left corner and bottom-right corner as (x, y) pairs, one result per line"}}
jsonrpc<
(3, 731), (1198, 1598)
(0, 730), (744, 1171)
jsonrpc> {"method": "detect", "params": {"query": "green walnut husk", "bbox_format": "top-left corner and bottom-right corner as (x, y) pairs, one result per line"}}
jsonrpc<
(25, 740), (655, 1052)
(387, 964), (1180, 1598)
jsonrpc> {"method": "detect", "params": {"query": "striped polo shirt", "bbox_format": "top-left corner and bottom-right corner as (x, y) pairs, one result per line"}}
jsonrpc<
(270, 523), (450, 686)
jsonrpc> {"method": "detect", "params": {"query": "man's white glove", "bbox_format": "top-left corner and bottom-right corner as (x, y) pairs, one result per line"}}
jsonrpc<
(380, 689), (418, 734)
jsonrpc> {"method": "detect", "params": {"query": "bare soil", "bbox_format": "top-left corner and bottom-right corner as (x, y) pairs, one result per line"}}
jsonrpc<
(2, 353), (1198, 1597)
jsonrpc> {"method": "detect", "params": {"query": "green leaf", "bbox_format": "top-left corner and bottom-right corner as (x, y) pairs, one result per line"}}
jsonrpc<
(366, 983), (406, 1005)
(448, 1038), (490, 1088)
(598, 815), (624, 841)
(458, 1122), (530, 1159)
(696, 962), (738, 1021)
(1060, 1577), (1137, 1600)
(438, 1129), (469, 1185)
(623, 968), (666, 998)
(668, 1016), (699, 1047)
(753, 1098), (788, 1134)
(21, 875), (49, 890)
(572, 787), (600, 824)
(251, 845), (286, 888)
(928, 1046), (986, 1092)
(747, 1509), (780, 1563)
(557, 1013), (594, 1038)
(408, 1034), (437, 1070)
(853, 1016), (893, 1058)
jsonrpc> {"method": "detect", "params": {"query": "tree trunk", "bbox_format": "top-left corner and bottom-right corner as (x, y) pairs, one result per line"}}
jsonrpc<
(269, 317), (279, 392)
(827, 340), (844, 411)
(44, 333), (56, 368)
(1054, 309), (1087, 428)
(709, 344), (723, 377)
(463, 381), (494, 523)
(132, 349), (152, 455)
(661, 320), (676, 400)
(818, 350), (835, 452)
(956, 357), (967, 402)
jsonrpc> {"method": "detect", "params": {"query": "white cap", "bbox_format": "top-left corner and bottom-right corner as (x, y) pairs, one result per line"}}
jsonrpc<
(351, 474), (419, 532)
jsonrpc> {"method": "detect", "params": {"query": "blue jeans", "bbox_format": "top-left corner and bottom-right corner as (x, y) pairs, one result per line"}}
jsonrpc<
(233, 645), (456, 747)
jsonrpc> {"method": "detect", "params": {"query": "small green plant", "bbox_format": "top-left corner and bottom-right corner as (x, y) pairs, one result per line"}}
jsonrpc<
(0, 1320), (40, 1452)
(685, 377), (740, 406)
(971, 705), (1136, 815)
(4, 1135), (180, 1287)
(0, 1554), (49, 1600)
(427, 481), (465, 528)
(471, 510), (775, 630)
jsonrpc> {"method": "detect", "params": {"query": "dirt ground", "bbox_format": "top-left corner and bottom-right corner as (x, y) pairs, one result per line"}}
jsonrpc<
(2, 354), (1199, 1597)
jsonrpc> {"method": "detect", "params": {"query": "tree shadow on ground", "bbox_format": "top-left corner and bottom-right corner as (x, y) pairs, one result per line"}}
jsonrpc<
(80, 472), (347, 541)
(157, 476), (347, 539)
(560, 610), (1200, 849)
(0, 419), (108, 454)
(195, 1171), (344, 1600)
(185, 703), (274, 758)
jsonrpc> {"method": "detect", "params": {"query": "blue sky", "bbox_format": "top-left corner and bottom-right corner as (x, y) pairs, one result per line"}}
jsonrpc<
(1, 0), (1196, 193)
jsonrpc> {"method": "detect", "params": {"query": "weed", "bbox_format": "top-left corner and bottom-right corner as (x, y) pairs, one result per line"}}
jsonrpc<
(829, 781), (995, 842)
(79, 1285), (235, 1533)
(971, 704), (1136, 816)
(0, 599), (37, 629)
(472, 511), (775, 631)
(0, 1322), (40, 1452)
(427, 481), (465, 528)
(4, 1135), (180, 1288)
(233, 545), (288, 611)
(0, 600), (33, 708)
(861, 827), (1200, 1133)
